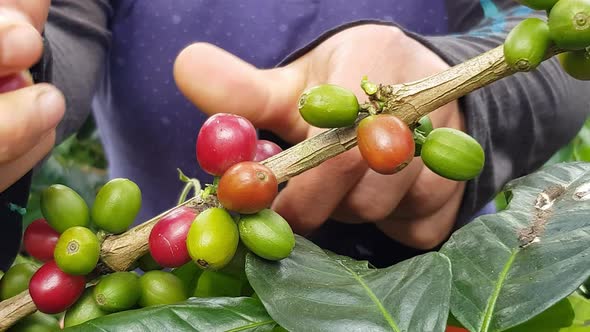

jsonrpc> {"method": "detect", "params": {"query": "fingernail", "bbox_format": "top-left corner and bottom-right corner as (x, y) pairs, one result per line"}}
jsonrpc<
(2, 25), (40, 65)
(37, 88), (65, 130)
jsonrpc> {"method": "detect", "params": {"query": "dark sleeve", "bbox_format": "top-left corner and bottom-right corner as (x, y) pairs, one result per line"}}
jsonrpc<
(45, 0), (112, 144)
(415, 0), (590, 227)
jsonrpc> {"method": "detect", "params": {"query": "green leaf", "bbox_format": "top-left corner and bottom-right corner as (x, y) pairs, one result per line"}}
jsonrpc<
(441, 162), (590, 332)
(564, 292), (590, 331)
(504, 291), (590, 332)
(64, 297), (276, 332)
(246, 236), (452, 332)
(545, 141), (575, 165)
(503, 297), (574, 332)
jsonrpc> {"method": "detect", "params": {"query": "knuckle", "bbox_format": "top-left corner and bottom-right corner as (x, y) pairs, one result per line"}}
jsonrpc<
(0, 117), (30, 162)
(407, 231), (445, 250)
(351, 199), (392, 223)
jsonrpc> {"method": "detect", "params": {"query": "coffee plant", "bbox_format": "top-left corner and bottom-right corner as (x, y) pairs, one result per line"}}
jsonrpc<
(2, 0), (590, 331)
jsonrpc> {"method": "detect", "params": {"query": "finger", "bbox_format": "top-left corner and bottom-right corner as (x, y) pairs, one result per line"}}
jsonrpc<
(375, 181), (465, 250)
(392, 101), (465, 219)
(331, 160), (423, 224)
(0, 83), (65, 163)
(0, 129), (55, 192)
(271, 147), (368, 234)
(0, 0), (50, 31)
(0, 7), (44, 74)
(174, 43), (309, 143)
(391, 165), (461, 219)
(268, 28), (409, 233)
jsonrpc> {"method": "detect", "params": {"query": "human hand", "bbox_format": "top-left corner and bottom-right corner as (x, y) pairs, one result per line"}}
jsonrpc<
(174, 24), (466, 249)
(0, 0), (65, 192)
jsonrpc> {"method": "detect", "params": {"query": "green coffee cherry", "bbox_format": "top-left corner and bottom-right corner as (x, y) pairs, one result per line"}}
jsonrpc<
(138, 271), (187, 307)
(0, 263), (37, 300)
(92, 178), (142, 234)
(186, 207), (239, 270)
(516, 0), (559, 10)
(172, 262), (203, 293)
(7, 311), (59, 332)
(415, 115), (433, 136)
(94, 272), (141, 312)
(504, 18), (551, 71)
(137, 253), (162, 272)
(298, 84), (359, 128)
(64, 287), (107, 327)
(549, 0), (590, 50)
(558, 50), (590, 79)
(421, 128), (485, 181)
(414, 116), (434, 156)
(41, 184), (89, 233)
(54, 226), (100, 275)
(238, 209), (295, 261)
(193, 270), (243, 297)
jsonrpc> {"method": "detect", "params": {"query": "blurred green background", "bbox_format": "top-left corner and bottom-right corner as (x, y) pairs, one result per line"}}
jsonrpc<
(23, 116), (108, 228)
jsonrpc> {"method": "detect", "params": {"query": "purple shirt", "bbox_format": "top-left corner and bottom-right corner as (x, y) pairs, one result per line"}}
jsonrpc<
(94, 0), (449, 223)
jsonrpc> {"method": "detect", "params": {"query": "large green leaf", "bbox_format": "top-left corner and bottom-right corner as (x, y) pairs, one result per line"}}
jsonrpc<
(545, 141), (575, 165)
(246, 236), (452, 332)
(565, 292), (590, 331)
(64, 297), (276, 332)
(441, 162), (590, 332)
(505, 291), (590, 331)
(504, 297), (574, 332)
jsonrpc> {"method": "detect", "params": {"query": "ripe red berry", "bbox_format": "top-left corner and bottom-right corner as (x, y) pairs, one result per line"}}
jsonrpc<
(23, 219), (59, 262)
(357, 114), (415, 174)
(217, 161), (278, 214)
(0, 71), (32, 93)
(253, 140), (283, 162)
(29, 261), (86, 314)
(149, 206), (197, 268)
(196, 113), (257, 175)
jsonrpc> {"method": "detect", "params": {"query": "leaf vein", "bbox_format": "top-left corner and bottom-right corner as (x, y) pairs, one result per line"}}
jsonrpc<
(338, 261), (400, 332)
(480, 249), (518, 332)
(225, 319), (276, 332)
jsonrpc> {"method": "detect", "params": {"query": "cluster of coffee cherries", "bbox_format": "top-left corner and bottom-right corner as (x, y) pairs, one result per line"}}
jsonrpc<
(506, 0), (590, 79)
(298, 84), (485, 181)
(171, 113), (297, 273)
(0, 179), (145, 328)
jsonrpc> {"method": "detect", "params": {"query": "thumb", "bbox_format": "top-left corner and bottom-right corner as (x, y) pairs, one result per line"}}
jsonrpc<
(174, 43), (309, 144)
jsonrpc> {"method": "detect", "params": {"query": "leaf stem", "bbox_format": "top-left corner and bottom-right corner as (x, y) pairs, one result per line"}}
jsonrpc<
(176, 169), (202, 204)
(339, 262), (400, 332)
(225, 320), (276, 332)
(480, 250), (518, 332)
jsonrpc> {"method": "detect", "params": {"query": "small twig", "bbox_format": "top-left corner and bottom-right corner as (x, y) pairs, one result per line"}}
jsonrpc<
(98, 196), (217, 272)
(261, 45), (514, 182)
(0, 291), (36, 331)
